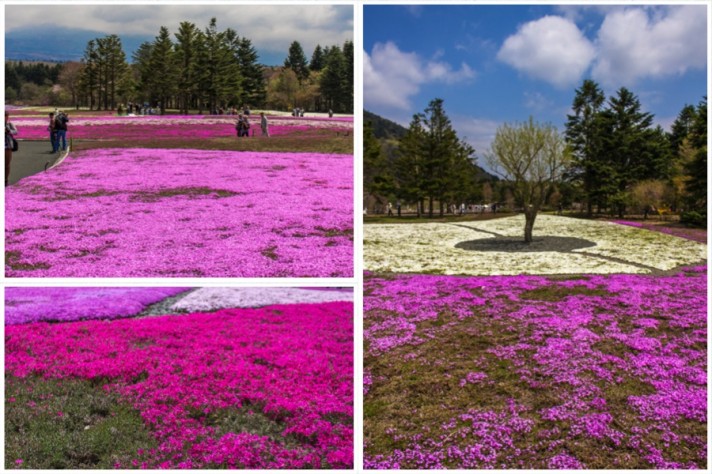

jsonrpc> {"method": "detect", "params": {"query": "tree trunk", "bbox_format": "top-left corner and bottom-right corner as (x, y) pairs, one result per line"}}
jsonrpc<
(428, 197), (434, 218)
(523, 208), (537, 243)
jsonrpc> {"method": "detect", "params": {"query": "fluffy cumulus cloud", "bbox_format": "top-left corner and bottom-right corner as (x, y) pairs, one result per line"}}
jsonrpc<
(591, 5), (707, 86)
(497, 16), (596, 88)
(365, 41), (475, 110)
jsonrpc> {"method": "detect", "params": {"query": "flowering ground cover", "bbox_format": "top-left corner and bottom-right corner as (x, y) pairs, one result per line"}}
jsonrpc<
(364, 215), (706, 275)
(363, 267), (707, 469)
(5, 287), (189, 325)
(6, 299), (354, 469)
(170, 287), (353, 312)
(6, 148), (353, 277)
(10, 115), (353, 140)
(609, 219), (707, 244)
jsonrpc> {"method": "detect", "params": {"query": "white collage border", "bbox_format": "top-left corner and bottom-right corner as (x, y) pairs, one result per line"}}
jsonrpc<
(1, 0), (711, 472)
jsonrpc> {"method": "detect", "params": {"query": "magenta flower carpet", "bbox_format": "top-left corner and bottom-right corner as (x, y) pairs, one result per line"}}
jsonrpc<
(6, 148), (353, 277)
(363, 267), (707, 469)
(6, 296), (354, 469)
(10, 115), (353, 140)
(5, 287), (188, 325)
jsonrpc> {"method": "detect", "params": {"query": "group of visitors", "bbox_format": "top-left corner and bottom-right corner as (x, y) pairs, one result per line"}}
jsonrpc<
(48, 111), (69, 153)
(122, 102), (160, 116)
(235, 112), (269, 138)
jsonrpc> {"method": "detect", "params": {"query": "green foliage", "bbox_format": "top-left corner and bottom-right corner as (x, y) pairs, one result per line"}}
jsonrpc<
(283, 41), (309, 83)
(5, 375), (157, 469)
(565, 81), (682, 218)
(309, 45), (325, 71)
(393, 99), (477, 217)
(364, 121), (393, 199)
(680, 210), (706, 228)
(487, 117), (570, 242)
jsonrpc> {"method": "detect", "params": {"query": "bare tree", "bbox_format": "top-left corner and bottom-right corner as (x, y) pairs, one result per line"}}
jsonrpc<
(486, 117), (570, 243)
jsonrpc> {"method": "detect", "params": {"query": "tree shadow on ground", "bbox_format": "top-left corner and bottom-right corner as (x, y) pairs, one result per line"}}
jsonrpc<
(455, 236), (596, 253)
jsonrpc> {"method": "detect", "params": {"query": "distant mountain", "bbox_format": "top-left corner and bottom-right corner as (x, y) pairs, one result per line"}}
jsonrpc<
(6, 27), (283, 65)
(6, 27), (151, 62)
(364, 109), (408, 140)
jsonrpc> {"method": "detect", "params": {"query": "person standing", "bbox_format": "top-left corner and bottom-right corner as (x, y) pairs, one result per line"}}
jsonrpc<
(48, 112), (58, 153)
(55, 112), (69, 151)
(260, 112), (269, 137)
(5, 111), (18, 186)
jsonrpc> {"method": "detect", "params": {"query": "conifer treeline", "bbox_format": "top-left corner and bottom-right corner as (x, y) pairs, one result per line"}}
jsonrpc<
(76, 18), (353, 113)
(365, 82), (707, 222)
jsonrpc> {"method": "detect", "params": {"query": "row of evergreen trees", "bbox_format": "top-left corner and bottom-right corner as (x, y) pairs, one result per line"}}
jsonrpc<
(74, 18), (353, 114)
(365, 98), (480, 217)
(565, 80), (706, 218)
(5, 62), (63, 93)
(365, 81), (706, 222)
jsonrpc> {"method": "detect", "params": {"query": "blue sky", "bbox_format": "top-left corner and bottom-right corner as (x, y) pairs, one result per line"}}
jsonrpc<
(364, 4), (708, 155)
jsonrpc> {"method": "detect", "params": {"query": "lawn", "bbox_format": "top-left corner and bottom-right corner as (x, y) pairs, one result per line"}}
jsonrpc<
(6, 148), (353, 277)
(6, 288), (354, 469)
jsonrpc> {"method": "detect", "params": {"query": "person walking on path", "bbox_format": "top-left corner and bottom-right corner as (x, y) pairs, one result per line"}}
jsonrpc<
(5, 111), (18, 186)
(260, 112), (269, 137)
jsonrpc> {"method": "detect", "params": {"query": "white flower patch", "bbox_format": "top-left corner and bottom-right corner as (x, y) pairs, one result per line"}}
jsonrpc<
(171, 287), (353, 312)
(364, 215), (706, 275)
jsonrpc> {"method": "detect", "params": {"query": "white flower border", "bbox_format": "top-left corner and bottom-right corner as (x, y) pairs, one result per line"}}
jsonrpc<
(364, 215), (706, 275)
(171, 288), (353, 312)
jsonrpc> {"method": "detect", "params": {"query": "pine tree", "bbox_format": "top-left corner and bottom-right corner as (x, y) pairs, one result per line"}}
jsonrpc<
(236, 37), (265, 107)
(600, 87), (655, 217)
(319, 46), (346, 112)
(148, 27), (177, 114)
(174, 21), (200, 114)
(310, 45), (325, 71)
(565, 79), (606, 216)
(284, 41), (309, 83)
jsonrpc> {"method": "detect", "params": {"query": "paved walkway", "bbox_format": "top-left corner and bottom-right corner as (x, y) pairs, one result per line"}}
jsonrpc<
(6, 140), (66, 186)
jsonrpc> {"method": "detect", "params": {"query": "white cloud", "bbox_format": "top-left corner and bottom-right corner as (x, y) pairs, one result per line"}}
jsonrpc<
(497, 16), (596, 88)
(451, 115), (501, 157)
(592, 6), (707, 87)
(364, 42), (476, 111)
(5, 5), (353, 55)
(523, 91), (554, 111)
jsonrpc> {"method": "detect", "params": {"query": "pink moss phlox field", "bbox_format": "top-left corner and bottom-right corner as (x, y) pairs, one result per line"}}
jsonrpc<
(11, 115), (352, 140)
(6, 302), (354, 469)
(610, 220), (707, 243)
(6, 148), (353, 277)
(5, 287), (188, 325)
(364, 267), (707, 469)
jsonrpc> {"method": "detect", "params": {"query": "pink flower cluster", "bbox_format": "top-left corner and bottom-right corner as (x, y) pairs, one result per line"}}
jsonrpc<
(6, 301), (354, 469)
(364, 267), (707, 469)
(6, 148), (353, 277)
(5, 287), (188, 325)
(610, 219), (707, 243)
(10, 115), (352, 140)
